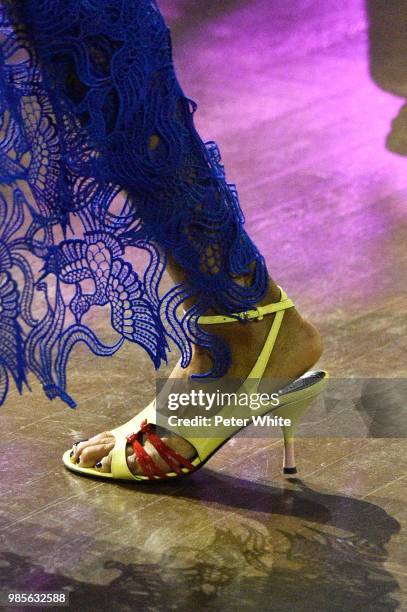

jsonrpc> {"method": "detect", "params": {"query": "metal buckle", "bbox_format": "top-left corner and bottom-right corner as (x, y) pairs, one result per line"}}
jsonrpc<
(238, 311), (251, 321)
(234, 306), (264, 322)
(238, 307), (264, 321)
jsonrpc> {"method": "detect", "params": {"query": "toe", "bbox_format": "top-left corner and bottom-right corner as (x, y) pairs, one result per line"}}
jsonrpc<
(71, 433), (113, 463)
(126, 453), (140, 475)
(95, 451), (113, 473)
(77, 442), (115, 468)
(71, 438), (93, 463)
(93, 447), (138, 475)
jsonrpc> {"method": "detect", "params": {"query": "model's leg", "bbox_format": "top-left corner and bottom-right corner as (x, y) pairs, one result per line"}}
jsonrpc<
(9, 1), (323, 473)
(60, 4), (323, 473)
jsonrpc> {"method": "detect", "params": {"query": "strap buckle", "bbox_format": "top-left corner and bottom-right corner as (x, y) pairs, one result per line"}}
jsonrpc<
(237, 310), (251, 321)
(237, 306), (264, 321)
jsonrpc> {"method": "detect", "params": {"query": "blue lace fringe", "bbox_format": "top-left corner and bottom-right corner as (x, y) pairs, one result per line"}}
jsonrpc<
(0, 0), (268, 408)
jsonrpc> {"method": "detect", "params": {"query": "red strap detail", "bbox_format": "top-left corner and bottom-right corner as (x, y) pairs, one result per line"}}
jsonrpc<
(142, 425), (196, 475)
(127, 432), (167, 480)
(127, 420), (195, 479)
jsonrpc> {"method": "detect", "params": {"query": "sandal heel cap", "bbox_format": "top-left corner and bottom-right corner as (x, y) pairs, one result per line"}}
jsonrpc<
(283, 466), (297, 475)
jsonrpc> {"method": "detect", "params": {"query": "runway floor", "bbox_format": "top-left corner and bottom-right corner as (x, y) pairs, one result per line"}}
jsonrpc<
(1, 0), (407, 610)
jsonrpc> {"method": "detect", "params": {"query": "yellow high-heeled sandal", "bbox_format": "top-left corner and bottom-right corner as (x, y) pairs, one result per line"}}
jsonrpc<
(62, 287), (329, 481)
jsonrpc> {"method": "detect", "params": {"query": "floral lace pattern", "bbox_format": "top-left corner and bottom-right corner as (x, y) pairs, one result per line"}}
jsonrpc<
(0, 0), (268, 407)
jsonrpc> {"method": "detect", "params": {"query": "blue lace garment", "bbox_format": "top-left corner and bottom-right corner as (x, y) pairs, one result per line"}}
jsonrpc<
(0, 0), (268, 408)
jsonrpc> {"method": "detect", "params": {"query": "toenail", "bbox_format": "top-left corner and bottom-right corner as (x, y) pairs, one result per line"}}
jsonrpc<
(76, 458), (81, 464)
(95, 462), (102, 468)
(73, 439), (88, 446)
(70, 450), (74, 457)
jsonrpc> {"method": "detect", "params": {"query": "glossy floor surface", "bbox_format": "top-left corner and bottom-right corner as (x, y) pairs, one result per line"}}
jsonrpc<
(1, 1), (407, 610)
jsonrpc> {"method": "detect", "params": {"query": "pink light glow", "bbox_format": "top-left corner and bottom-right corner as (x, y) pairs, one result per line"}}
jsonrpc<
(159, 0), (407, 315)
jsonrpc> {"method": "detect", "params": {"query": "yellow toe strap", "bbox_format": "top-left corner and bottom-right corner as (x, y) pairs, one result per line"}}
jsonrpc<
(110, 434), (136, 480)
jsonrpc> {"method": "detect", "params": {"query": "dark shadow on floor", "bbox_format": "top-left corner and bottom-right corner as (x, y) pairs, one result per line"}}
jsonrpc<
(135, 469), (400, 541)
(0, 475), (400, 610)
(357, 378), (407, 437)
(90, 470), (401, 610)
(366, 0), (407, 155)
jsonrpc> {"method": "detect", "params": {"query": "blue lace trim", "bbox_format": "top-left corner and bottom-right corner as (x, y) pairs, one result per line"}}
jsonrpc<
(0, 0), (268, 408)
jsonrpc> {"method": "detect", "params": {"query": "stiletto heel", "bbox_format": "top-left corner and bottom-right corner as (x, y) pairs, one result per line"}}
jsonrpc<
(274, 390), (322, 475)
(63, 287), (329, 482)
(282, 426), (297, 474)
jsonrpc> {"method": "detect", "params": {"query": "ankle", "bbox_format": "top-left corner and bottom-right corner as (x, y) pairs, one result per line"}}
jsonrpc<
(200, 277), (281, 318)
(189, 282), (323, 378)
(189, 279), (282, 368)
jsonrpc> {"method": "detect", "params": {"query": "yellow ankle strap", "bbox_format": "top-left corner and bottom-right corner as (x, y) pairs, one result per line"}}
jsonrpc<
(197, 286), (294, 324)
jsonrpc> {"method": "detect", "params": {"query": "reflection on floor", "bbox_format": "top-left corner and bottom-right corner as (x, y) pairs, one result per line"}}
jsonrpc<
(1, 0), (407, 609)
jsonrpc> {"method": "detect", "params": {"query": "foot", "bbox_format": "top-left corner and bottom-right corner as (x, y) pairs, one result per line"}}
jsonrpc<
(70, 281), (323, 475)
